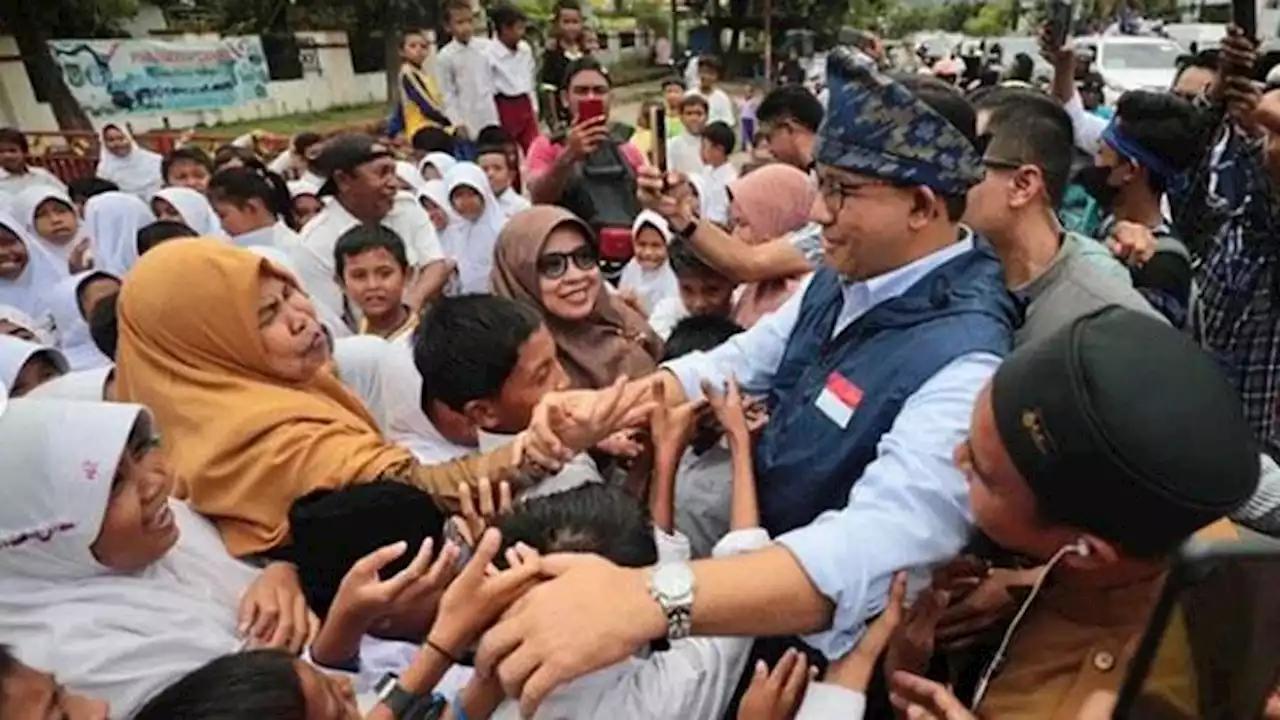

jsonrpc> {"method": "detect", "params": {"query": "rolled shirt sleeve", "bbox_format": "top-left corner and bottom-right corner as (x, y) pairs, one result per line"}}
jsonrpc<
(1064, 92), (1107, 156)
(776, 351), (1000, 658)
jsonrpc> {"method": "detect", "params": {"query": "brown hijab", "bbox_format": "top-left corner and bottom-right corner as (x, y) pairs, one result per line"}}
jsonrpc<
(491, 205), (662, 389)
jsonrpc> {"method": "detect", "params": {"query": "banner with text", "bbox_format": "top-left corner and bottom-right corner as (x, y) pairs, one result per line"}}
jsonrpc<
(47, 36), (271, 119)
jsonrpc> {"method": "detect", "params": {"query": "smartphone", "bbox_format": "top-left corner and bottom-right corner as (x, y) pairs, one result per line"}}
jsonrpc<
(1113, 542), (1280, 719)
(1233, 0), (1257, 42)
(579, 97), (605, 124)
(650, 105), (668, 173)
(442, 518), (475, 572)
(1048, 0), (1074, 50)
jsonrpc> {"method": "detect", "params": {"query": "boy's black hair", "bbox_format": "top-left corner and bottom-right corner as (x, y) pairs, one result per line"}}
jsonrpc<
(445, 0), (473, 23)
(891, 73), (976, 222)
(136, 220), (198, 256)
(697, 55), (724, 75)
(680, 94), (709, 113)
(1114, 90), (1203, 193)
(667, 236), (729, 283)
(490, 3), (528, 30)
(411, 126), (455, 155)
(132, 650), (306, 720)
(413, 294), (543, 414)
(88, 290), (119, 360)
(561, 56), (610, 91)
(288, 480), (446, 619)
(756, 86), (824, 133)
(552, 0), (582, 18)
(293, 132), (323, 155)
(701, 121), (735, 156)
(497, 484), (659, 568)
(0, 128), (28, 153)
(660, 76), (685, 91)
(476, 143), (512, 169)
(67, 177), (119, 204)
(162, 146), (214, 181)
(208, 166), (297, 228)
(1175, 49), (1219, 83)
(662, 315), (744, 361)
(212, 144), (259, 171)
(333, 224), (409, 276)
(75, 272), (117, 318)
(476, 125), (515, 147)
(984, 89), (1076, 207)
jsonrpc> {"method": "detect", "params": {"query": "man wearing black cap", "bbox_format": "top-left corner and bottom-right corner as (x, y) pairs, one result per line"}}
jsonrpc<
(294, 134), (447, 321)
(472, 49), (1020, 704)
(892, 306), (1258, 718)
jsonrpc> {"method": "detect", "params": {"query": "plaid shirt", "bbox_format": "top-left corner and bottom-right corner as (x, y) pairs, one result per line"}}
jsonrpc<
(1172, 122), (1280, 455)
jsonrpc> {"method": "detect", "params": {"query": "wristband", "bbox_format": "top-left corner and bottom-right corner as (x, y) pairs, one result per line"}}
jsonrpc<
(675, 217), (699, 237)
(425, 638), (462, 665)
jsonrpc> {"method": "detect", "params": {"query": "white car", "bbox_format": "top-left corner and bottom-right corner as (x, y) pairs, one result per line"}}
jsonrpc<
(1075, 36), (1185, 101)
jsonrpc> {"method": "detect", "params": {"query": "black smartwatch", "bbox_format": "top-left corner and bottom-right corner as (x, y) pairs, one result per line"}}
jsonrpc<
(374, 674), (443, 719)
(675, 216), (699, 237)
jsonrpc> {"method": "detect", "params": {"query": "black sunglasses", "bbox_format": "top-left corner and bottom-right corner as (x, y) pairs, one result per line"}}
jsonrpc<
(536, 245), (597, 279)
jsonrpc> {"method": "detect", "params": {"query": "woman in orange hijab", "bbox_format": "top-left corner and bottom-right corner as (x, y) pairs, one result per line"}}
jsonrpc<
(492, 205), (663, 389)
(115, 239), (557, 557)
(726, 164), (817, 327)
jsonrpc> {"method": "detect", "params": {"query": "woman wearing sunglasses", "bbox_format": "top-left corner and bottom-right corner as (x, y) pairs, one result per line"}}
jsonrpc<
(492, 205), (663, 389)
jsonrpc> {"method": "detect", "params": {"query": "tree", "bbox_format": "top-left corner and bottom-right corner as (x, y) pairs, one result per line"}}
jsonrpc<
(964, 1), (1013, 35)
(0, 0), (139, 130)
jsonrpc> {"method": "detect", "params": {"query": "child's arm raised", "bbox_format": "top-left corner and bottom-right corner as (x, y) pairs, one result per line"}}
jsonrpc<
(702, 376), (758, 530)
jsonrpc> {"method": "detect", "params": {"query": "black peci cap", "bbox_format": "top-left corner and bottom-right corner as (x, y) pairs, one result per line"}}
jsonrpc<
(313, 134), (393, 196)
(991, 306), (1258, 556)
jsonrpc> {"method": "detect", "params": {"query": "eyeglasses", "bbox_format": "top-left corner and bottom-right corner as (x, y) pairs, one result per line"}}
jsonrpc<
(817, 176), (890, 212)
(536, 245), (598, 279)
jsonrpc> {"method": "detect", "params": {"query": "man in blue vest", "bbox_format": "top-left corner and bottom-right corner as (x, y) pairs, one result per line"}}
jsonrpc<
(473, 50), (1019, 711)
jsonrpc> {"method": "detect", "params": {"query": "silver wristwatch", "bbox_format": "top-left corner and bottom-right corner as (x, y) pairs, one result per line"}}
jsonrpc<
(647, 562), (695, 640)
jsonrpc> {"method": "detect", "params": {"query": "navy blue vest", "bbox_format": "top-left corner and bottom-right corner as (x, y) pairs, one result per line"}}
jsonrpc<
(756, 243), (1016, 535)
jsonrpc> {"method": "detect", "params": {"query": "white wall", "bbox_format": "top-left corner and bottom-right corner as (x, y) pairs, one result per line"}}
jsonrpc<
(0, 31), (388, 134)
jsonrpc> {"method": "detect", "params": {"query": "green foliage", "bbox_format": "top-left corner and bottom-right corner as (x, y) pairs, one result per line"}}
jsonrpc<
(963, 1), (1013, 36)
(632, 0), (669, 35)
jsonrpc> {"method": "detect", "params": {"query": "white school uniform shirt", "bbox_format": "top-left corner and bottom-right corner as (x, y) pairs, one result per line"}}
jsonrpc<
(46, 271), (114, 371)
(332, 335), (392, 431)
(620, 211), (679, 314)
(436, 38), (501, 133)
(496, 187), (531, 218)
(688, 87), (735, 127)
(441, 162), (507, 294)
(648, 296), (689, 340)
(294, 193), (444, 320)
(230, 220), (300, 250)
(0, 399), (261, 718)
(488, 39), (538, 105)
(490, 527), (769, 720)
(95, 126), (163, 200)
(700, 162), (739, 226)
(0, 166), (66, 197)
(667, 133), (706, 176)
(379, 333), (476, 462)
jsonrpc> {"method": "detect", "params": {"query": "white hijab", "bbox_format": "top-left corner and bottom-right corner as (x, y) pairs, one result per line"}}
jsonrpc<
(0, 399), (259, 717)
(14, 185), (83, 263)
(0, 210), (65, 323)
(420, 152), (458, 180)
(0, 303), (55, 345)
(47, 271), (115, 371)
(247, 245), (352, 339)
(95, 124), (164, 200)
(333, 334), (392, 430)
(153, 186), (227, 238)
(0, 334), (67, 393)
(84, 191), (155, 276)
(442, 162), (506, 294)
(395, 161), (428, 193)
(380, 332), (473, 463)
(27, 366), (113, 401)
(618, 210), (679, 315)
(419, 179), (451, 218)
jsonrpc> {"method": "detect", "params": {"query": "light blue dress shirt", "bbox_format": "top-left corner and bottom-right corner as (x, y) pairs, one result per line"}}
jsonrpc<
(664, 235), (1002, 658)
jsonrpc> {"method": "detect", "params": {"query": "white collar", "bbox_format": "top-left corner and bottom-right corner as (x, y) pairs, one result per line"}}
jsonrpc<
(843, 230), (975, 307)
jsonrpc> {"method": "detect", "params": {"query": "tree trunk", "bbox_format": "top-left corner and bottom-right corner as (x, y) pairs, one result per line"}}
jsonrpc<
(6, 2), (93, 131)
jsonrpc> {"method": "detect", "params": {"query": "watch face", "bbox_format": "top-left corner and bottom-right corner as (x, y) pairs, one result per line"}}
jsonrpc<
(653, 562), (694, 598)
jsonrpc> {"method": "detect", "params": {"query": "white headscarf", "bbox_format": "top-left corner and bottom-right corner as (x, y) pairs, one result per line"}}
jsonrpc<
(153, 186), (227, 238)
(333, 335), (392, 430)
(47, 271), (115, 371)
(84, 191), (155, 276)
(288, 179), (321, 201)
(380, 332), (473, 463)
(419, 179), (451, 218)
(0, 334), (67, 393)
(14, 185), (83, 263)
(27, 366), (113, 401)
(420, 152), (458, 180)
(0, 398), (258, 716)
(0, 210), (64, 323)
(95, 124), (164, 200)
(395, 161), (428, 193)
(618, 210), (679, 315)
(442, 162), (506, 294)
(0, 303), (55, 345)
(247, 245), (352, 339)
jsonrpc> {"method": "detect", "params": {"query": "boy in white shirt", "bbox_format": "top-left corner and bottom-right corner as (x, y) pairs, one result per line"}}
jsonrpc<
(667, 95), (709, 176)
(698, 121), (738, 226)
(477, 144), (530, 218)
(0, 129), (66, 197)
(487, 4), (540, 152)
(436, 0), (500, 144)
(690, 55), (735, 126)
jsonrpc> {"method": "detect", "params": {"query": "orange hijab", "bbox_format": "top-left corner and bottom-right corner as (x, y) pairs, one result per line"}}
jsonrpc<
(115, 239), (411, 556)
(491, 205), (662, 389)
